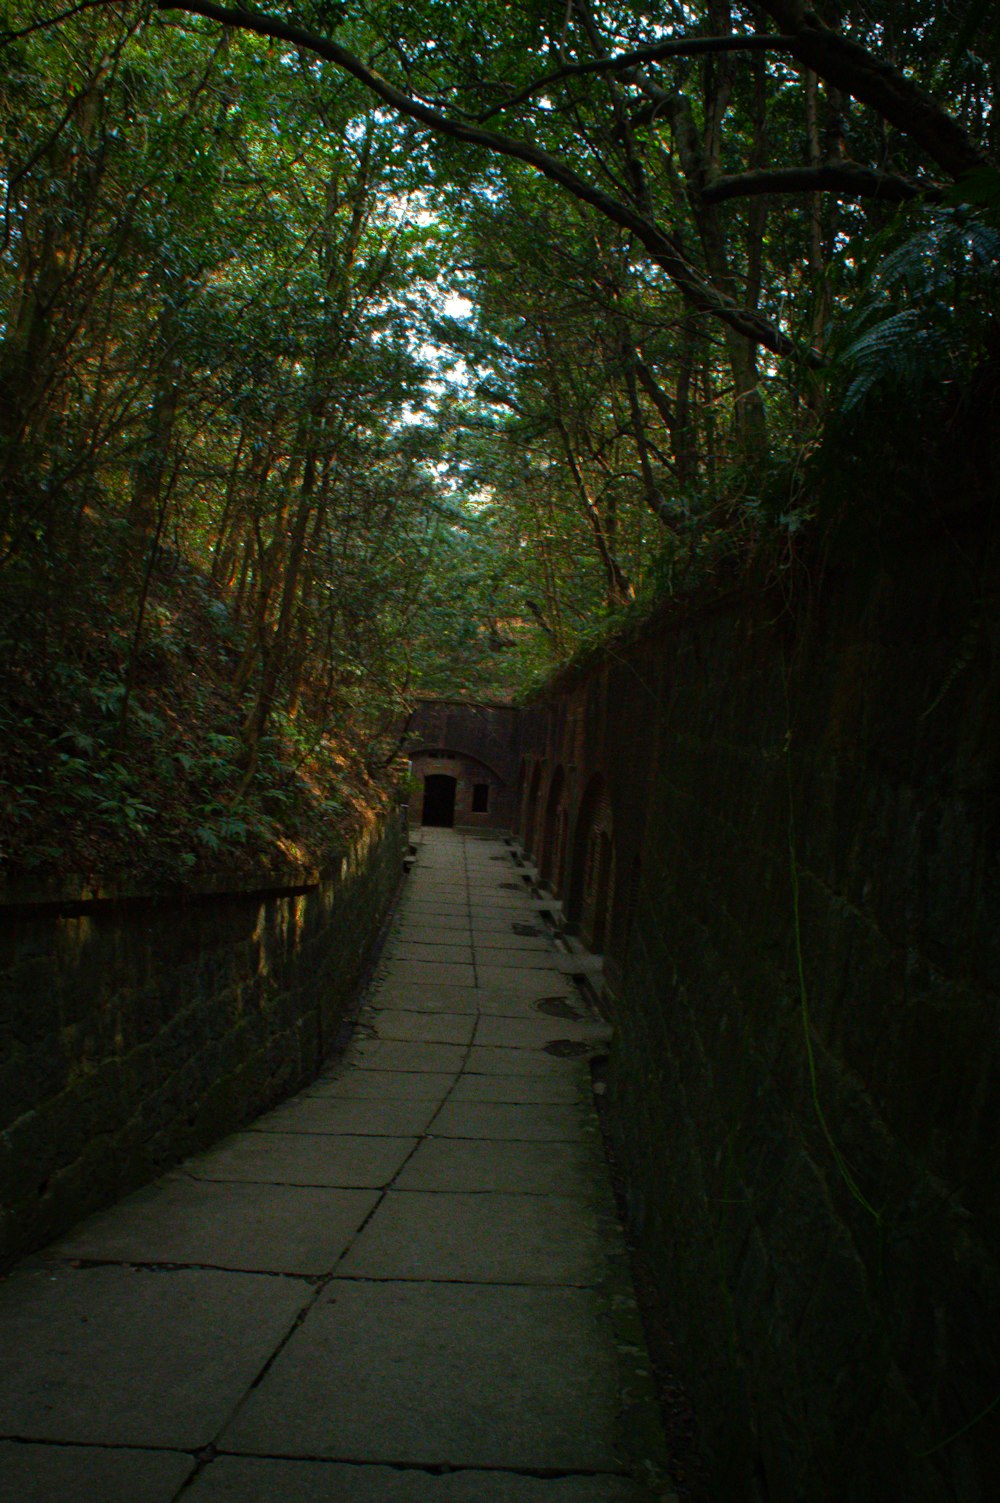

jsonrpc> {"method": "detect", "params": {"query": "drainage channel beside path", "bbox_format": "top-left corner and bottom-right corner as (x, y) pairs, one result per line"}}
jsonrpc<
(0, 828), (674, 1502)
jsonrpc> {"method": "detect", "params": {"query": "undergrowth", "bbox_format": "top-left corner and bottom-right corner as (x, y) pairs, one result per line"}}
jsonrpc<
(0, 534), (389, 887)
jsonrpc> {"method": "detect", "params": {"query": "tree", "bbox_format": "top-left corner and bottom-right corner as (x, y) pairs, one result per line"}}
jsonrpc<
(155, 0), (994, 371)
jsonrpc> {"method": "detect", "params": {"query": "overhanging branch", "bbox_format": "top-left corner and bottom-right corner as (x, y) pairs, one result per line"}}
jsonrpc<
(477, 33), (797, 123)
(753, 0), (990, 180)
(703, 163), (944, 205)
(156, 0), (822, 366)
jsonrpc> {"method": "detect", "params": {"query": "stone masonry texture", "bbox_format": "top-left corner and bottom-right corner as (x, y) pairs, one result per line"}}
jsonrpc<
(516, 514), (1000, 1501)
(0, 829), (672, 1503)
(0, 814), (402, 1269)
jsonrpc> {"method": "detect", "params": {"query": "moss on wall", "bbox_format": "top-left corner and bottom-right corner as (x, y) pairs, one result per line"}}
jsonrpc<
(518, 519), (1000, 1501)
(0, 815), (402, 1269)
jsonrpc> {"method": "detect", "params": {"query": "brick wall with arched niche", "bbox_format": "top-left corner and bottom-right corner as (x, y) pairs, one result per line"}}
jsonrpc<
(508, 497), (1000, 1500)
(538, 764), (571, 895)
(519, 757), (544, 852)
(514, 661), (648, 999)
(565, 772), (615, 952)
(405, 700), (521, 831)
(407, 748), (508, 830)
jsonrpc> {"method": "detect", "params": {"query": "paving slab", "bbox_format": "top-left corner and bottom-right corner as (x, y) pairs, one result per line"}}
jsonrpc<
(348, 1039), (469, 1073)
(361, 1008), (477, 1045)
(466, 884), (533, 900)
(466, 895), (535, 907)
(365, 982), (481, 1012)
(252, 1096), (437, 1137)
(429, 1100), (592, 1142)
(304, 1069), (456, 1100)
(464, 1044), (583, 1076)
(185, 1131), (416, 1187)
(394, 922), (473, 944)
(450, 1072), (584, 1104)
(466, 885), (532, 898)
(469, 895), (538, 907)
(391, 941), (475, 964)
(469, 948), (564, 970)
(555, 953), (606, 978)
(469, 913), (547, 925)
(393, 913), (470, 930)
(475, 977), (575, 1000)
(475, 1015), (612, 1049)
(394, 912), (471, 933)
(0, 1442), (194, 1503)
(379, 959), (477, 988)
(49, 1178), (379, 1275)
(473, 933), (555, 952)
(221, 1281), (626, 1472)
(400, 898), (469, 910)
(471, 989), (574, 1016)
(183, 1458), (658, 1503)
(475, 963), (575, 993)
(395, 1137), (594, 1196)
(0, 1264), (310, 1448)
(373, 983), (563, 1017)
(471, 926), (551, 944)
(338, 1190), (608, 1283)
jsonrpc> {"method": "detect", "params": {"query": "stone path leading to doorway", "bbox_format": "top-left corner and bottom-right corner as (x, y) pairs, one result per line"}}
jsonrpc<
(0, 830), (673, 1502)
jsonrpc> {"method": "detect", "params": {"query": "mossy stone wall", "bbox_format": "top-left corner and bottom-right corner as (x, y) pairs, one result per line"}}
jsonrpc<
(0, 815), (402, 1269)
(518, 522), (1000, 1501)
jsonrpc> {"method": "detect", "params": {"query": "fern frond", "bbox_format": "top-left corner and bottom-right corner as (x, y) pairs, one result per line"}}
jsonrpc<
(842, 308), (922, 364)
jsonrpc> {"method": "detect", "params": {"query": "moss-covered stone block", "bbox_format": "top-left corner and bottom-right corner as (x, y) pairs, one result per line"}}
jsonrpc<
(0, 813), (401, 1270)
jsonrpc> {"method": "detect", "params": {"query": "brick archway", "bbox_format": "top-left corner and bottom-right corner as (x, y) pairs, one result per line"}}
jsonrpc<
(539, 765), (566, 891)
(408, 747), (507, 829)
(522, 758), (543, 852)
(567, 772), (615, 951)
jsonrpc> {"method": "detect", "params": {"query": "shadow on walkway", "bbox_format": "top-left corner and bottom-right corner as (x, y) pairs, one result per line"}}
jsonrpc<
(0, 830), (674, 1502)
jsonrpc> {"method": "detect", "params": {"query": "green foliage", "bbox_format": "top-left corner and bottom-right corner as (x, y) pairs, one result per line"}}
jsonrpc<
(831, 209), (1000, 412)
(1, 0), (997, 878)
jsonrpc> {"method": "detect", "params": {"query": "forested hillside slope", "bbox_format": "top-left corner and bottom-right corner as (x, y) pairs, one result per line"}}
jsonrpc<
(1, 0), (997, 875)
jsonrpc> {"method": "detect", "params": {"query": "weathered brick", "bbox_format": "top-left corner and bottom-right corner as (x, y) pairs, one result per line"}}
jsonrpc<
(518, 540), (1000, 1501)
(0, 814), (401, 1270)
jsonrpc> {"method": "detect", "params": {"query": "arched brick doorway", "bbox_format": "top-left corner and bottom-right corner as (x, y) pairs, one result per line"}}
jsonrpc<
(540, 765), (566, 892)
(567, 773), (615, 951)
(421, 773), (457, 827)
(409, 746), (508, 829)
(586, 829), (615, 952)
(522, 759), (543, 852)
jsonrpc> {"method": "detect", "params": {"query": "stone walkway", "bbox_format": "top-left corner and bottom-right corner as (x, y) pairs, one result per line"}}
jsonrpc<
(0, 830), (673, 1502)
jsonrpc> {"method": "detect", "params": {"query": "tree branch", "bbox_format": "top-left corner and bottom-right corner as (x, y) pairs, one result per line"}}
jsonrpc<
(0, 0), (109, 47)
(156, 0), (822, 366)
(622, 349), (679, 531)
(634, 357), (677, 433)
(477, 33), (797, 123)
(703, 162), (944, 204)
(753, 0), (990, 180)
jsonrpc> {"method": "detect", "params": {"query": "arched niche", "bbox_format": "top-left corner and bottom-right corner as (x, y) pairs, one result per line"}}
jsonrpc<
(539, 765), (567, 892)
(408, 745), (508, 829)
(566, 772), (615, 952)
(521, 758), (543, 853)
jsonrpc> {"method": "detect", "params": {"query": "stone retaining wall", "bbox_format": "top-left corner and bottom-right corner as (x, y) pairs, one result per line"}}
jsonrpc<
(0, 814), (403, 1270)
(517, 515), (1000, 1501)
